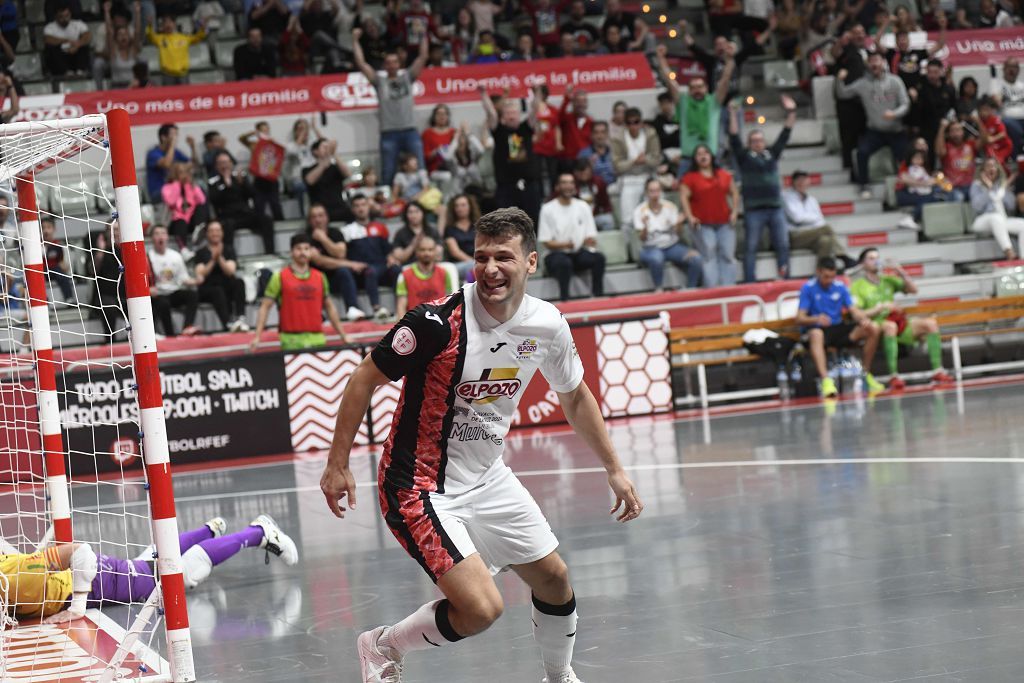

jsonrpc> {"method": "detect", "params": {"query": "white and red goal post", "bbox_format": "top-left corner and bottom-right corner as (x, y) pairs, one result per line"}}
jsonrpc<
(0, 111), (195, 681)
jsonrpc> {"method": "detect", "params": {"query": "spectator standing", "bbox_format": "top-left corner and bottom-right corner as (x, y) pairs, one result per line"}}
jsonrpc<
(560, 0), (599, 53)
(977, 0), (1015, 28)
(977, 96), (1014, 165)
(246, 0), (288, 44)
(851, 247), (952, 391)
(956, 76), (980, 121)
(352, 28), (428, 186)
(572, 159), (615, 231)
(422, 104), (456, 176)
(251, 233), (348, 351)
(233, 26), (277, 80)
(467, 0), (504, 38)
(161, 162), (207, 250)
(795, 257), (882, 398)
(279, 14), (310, 76)
(207, 151), (276, 254)
(439, 123), (487, 196)
(88, 223), (126, 339)
(970, 158), (1023, 260)
(989, 58), (1024, 158)
(679, 144), (738, 287)
(577, 121), (615, 187)
(602, 0), (649, 49)
(633, 178), (703, 291)
(895, 148), (953, 226)
(93, 0), (141, 88)
(238, 121), (286, 222)
(43, 3), (92, 76)
(338, 194), (402, 322)
(146, 13), (206, 85)
(611, 108), (661, 227)
(0, 0), (17, 52)
(394, 235), (458, 318)
(655, 44), (734, 175)
(521, 0), (569, 56)
(193, 221), (249, 333)
(481, 87), (543, 223)
(650, 92), (680, 164)
(934, 119), (977, 200)
(836, 51), (911, 198)
(391, 201), (443, 266)
(147, 225), (199, 337)
(353, 15), (388, 69)
(41, 219), (75, 302)
(386, 0), (445, 55)
(831, 25), (870, 179)
(302, 138), (353, 223)
(284, 117), (320, 213)
(200, 130), (232, 178)
(531, 84), (563, 196)
(729, 96), (798, 282)
(538, 173), (605, 301)
(444, 193), (479, 281)
(911, 59), (956, 164)
(782, 171), (857, 270)
(559, 85), (593, 164)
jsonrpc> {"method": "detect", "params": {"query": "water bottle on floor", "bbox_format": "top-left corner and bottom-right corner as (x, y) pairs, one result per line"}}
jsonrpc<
(850, 356), (864, 394)
(777, 366), (790, 401)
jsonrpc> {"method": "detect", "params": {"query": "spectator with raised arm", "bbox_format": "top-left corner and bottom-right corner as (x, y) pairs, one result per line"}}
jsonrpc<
(194, 221), (249, 333)
(521, 0), (570, 56)
(977, 96), (1014, 165)
(93, 0), (141, 88)
(233, 26), (277, 80)
(836, 51), (911, 199)
(970, 158), (1023, 260)
(730, 95), (798, 282)
(989, 58), (1024, 159)
(531, 83), (563, 196)
(795, 257), (882, 398)
(302, 138), (353, 223)
(246, 0), (288, 44)
(161, 162), (207, 250)
(385, 0), (446, 55)
(481, 85), (543, 222)
(147, 224), (199, 337)
(611, 107), (661, 227)
(634, 178), (703, 291)
(43, 2), (92, 76)
(146, 12), (206, 85)
(352, 27), (427, 186)
(146, 123), (196, 204)
(422, 104), (456, 177)
(680, 144), (738, 287)
(911, 59), (956, 164)
(782, 171), (857, 271)
(207, 151), (276, 254)
(934, 119), (978, 201)
(655, 43), (734, 175)
(538, 172), (605, 301)
(560, 85), (593, 166)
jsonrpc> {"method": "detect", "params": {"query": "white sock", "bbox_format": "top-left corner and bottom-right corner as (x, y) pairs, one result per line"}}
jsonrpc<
(381, 599), (464, 657)
(532, 593), (578, 677)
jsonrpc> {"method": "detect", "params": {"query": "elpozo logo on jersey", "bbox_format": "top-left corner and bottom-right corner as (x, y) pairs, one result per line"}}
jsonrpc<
(456, 368), (522, 404)
(516, 338), (538, 359)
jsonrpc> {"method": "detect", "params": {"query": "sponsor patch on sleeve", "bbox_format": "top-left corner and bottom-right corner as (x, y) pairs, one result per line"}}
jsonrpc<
(392, 326), (417, 355)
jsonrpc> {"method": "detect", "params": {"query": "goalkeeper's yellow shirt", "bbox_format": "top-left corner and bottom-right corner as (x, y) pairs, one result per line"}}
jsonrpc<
(1, 547), (73, 618)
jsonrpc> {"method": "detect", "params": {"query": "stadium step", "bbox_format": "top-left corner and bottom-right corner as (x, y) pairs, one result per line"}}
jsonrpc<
(779, 154), (844, 175)
(830, 212), (912, 234)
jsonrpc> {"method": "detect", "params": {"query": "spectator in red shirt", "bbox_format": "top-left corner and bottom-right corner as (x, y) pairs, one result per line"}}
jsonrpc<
(977, 97), (1014, 165)
(934, 118), (977, 201)
(531, 83), (562, 195)
(521, 0), (569, 56)
(386, 0), (446, 57)
(559, 84), (593, 161)
(278, 14), (309, 76)
(422, 104), (456, 175)
(679, 144), (739, 287)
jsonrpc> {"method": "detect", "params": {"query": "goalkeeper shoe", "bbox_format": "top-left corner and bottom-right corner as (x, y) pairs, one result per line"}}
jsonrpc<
(251, 514), (299, 566)
(205, 517), (227, 538)
(542, 669), (585, 683)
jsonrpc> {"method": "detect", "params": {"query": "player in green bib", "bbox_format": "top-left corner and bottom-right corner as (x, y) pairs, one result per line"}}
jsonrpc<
(850, 248), (953, 390)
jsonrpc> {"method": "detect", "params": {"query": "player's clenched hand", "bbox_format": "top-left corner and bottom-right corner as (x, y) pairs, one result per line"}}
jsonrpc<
(608, 470), (643, 523)
(321, 461), (357, 518)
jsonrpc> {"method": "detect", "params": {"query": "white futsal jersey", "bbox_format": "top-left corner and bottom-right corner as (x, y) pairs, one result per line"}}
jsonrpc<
(372, 284), (584, 495)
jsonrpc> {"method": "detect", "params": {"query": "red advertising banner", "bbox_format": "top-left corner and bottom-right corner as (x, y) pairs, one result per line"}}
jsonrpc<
(19, 54), (654, 126)
(932, 27), (1024, 67)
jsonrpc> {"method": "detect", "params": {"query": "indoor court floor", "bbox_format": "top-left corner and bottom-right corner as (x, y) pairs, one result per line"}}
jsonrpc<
(126, 378), (1024, 682)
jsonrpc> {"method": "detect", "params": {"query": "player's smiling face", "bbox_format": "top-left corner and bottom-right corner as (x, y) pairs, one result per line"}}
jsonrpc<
(474, 233), (537, 308)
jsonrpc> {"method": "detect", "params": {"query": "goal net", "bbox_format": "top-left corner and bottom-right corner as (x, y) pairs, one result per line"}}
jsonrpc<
(0, 113), (194, 682)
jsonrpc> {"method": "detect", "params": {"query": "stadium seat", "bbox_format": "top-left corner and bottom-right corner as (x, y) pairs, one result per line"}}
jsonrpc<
(217, 14), (239, 38)
(25, 1), (45, 23)
(23, 81), (53, 96)
(12, 54), (43, 82)
(214, 40), (244, 68)
(57, 79), (95, 94)
(763, 61), (799, 89)
(595, 230), (630, 267)
(80, 0), (101, 16)
(177, 16), (195, 34)
(140, 46), (160, 73)
(190, 70), (223, 84)
(922, 202), (966, 241)
(189, 43), (213, 71)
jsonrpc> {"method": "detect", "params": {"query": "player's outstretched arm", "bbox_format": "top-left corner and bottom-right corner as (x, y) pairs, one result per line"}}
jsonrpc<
(321, 355), (391, 518)
(556, 382), (643, 523)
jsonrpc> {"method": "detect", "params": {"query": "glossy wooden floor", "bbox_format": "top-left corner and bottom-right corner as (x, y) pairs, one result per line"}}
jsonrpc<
(157, 380), (1024, 682)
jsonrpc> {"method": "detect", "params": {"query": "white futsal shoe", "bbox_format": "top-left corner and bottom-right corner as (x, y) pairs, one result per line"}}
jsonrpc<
(250, 514), (299, 566)
(357, 626), (404, 683)
(205, 516), (227, 537)
(542, 669), (585, 683)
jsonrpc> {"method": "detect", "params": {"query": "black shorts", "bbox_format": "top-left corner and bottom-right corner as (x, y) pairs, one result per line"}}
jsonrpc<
(807, 322), (859, 349)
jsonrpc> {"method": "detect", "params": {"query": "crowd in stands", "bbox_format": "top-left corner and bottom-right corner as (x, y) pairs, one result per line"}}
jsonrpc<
(1, 0), (1022, 361)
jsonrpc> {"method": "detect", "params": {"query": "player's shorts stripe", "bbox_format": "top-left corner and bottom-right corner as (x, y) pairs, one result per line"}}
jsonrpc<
(381, 486), (436, 579)
(435, 309), (468, 494)
(419, 490), (464, 567)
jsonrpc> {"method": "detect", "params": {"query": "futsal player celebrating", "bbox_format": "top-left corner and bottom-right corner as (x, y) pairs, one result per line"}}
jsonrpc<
(321, 207), (644, 683)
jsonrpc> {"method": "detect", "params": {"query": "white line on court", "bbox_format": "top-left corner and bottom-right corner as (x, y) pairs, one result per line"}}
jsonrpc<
(77, 457), (1024, 511)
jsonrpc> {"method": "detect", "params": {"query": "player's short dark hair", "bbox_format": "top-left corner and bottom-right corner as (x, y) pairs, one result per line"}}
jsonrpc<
(290, 233), (313, 248)
(817, 256), (838, 272)
(475, 208), (537, 255)
(858, 247), (879, 263)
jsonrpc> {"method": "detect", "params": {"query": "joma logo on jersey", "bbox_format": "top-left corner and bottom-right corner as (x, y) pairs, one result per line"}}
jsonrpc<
(456, 368), (521, 404)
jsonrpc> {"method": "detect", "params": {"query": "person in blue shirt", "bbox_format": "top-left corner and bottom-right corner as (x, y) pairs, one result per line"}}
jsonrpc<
(146, 123), (196, 204)
(794, 256), (881, 398)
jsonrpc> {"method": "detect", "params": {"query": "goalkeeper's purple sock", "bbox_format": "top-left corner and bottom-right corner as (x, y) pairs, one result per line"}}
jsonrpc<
(197, 526), (264, 566)
(178, 525), (215, 553)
